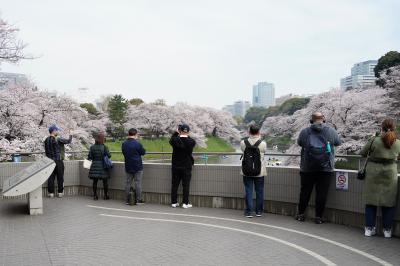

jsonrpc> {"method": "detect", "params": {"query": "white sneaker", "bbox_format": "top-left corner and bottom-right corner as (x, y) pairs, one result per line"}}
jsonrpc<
(171, 203), (180, 208)
(48, 193), (55, 198)
(57, 193), (63, 198)
(182, 204), (192, 209)
(383, 229), (392, 238)
(364, 227), (376, 237)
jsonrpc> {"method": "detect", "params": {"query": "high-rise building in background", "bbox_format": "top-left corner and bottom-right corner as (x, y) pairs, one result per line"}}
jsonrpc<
(252, 82), (275, 107)
(69, 87), (97, 104)
(223, 100), (251, 117)
(340, 60), (377, 90)
(0, 72), (29, 90)
(222, 105), (234, 115)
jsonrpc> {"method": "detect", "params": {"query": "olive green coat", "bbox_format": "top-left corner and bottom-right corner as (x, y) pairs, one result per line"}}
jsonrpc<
(88, 144), (111, 180)
(360, 137), (400, 207)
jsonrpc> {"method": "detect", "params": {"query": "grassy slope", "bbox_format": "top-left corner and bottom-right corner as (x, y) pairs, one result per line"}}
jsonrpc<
(106, 136), (235, 161)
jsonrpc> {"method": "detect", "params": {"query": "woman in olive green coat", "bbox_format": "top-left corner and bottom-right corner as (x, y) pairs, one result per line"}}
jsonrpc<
(88, 132), (111, 200)
(360, 118), (400, 238)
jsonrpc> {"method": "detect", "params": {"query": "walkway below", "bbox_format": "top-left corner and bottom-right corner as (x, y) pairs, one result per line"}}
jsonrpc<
(0, 196), (399, 266)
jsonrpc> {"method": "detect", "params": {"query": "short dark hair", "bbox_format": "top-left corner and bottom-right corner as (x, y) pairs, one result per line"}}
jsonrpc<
(128, 128), (138, 136)
(249, 125), (260, 135)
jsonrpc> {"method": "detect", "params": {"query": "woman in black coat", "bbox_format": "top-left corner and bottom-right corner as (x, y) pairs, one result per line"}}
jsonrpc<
(88, 132), (111, 200)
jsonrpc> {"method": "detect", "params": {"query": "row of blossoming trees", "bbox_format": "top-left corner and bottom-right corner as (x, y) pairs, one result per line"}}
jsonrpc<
(261, 65), (400, 161)
(1, 66), (399, 159)
(0, 85), (242, 158)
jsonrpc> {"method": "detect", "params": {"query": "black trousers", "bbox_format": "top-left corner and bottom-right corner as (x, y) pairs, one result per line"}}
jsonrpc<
(48, 160), (65, 193)
(171, 167), (192, 204)
(298, 171), (332, 218)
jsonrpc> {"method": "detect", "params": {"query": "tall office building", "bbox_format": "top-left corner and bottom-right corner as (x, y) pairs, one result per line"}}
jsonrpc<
(252, 82), (275, 107)
(340, 60), (377, 90)
(223, 100), (251, 117)
(0, 72), (29, 90)
(69, 87), (97, 104)
(222, 105), (234, 115)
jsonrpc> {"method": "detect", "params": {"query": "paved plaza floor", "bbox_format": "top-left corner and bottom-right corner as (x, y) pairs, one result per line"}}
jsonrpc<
(0, 196), (399, 266)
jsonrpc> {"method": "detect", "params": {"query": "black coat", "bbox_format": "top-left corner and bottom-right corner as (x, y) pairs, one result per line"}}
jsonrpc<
(169, 133), (196, 169)
(88, 144), (111, 179)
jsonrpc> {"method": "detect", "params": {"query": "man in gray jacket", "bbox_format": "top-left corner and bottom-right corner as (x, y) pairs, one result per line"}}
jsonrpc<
(295, 112), (341, 224)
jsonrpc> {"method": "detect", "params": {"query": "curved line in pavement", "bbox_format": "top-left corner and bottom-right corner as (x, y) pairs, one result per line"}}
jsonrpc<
(87, 205), (392, 266)
(100, 213), (336, 266)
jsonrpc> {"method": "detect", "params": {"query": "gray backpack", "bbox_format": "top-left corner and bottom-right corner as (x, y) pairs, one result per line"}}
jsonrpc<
(304, 128), (331, 171)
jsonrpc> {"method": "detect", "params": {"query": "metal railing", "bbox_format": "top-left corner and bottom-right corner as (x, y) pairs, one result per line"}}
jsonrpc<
(0, 150), (365, 169)
(0, 150), (363, 159)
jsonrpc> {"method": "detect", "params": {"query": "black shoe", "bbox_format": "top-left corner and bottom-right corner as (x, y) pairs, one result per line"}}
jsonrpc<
(295, 214), (305, 222)
(245, 213), (253, 218)
(125, 196), (133, 205)
(136, 200), (145, 205)
(94, 195), (98, 201)
(314, 217), (324, 224)
(104, 195), (110, 200)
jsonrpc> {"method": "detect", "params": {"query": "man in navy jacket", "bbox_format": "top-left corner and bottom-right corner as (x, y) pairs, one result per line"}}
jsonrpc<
(122, 128), (146, 205)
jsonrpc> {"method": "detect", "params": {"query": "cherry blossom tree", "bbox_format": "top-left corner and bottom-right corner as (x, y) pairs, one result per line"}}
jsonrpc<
(124, 103), (206, 146)
(0, 17), (29, 65)
(0, 86), (92, 160)
(124, 103), (241, 147)
(261, 86), (395, 165)
(379, 65), (400, 112)
(192, 106), (241, 143)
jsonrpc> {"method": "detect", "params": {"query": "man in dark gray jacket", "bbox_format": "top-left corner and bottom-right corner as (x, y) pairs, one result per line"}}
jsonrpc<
(295, 112), (341, 224)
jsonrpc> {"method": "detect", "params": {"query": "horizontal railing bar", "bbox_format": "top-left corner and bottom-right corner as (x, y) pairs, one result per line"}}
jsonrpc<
(0, 151), (363, 159)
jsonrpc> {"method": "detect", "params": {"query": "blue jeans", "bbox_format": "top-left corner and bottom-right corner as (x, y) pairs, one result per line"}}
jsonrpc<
(243, 176), (264, 214)
(365, 205), (395, 229)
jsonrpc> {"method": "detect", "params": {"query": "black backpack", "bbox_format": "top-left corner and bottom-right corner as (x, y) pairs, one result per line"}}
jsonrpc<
(304, 128), (331, 171)
(241, 138), (263, 176)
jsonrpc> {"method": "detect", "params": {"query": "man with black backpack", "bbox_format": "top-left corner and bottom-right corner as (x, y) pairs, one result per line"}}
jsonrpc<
(241, 124), (267, 218)
(296, 112), (341, 224)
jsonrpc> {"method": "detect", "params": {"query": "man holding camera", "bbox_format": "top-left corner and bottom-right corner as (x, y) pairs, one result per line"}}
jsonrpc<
(44, 125), (73, 198)
(169, 124), (196, 208)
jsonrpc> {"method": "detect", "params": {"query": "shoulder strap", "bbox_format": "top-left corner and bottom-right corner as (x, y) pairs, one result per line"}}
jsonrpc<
(253, 139), (262, 148)
(361, 136), (377, 172)
(244, 138), (251, 148)
(366, 137), (377, 157)
(244, 138), (263, 148)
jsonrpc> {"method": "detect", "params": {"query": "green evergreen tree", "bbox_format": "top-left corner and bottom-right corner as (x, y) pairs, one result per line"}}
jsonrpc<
(107, 94), (128, 139)
(80, 103), (98, 116)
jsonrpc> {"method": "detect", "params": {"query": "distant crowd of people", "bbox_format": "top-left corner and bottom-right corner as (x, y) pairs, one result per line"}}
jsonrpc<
(43, 112), (400, 238)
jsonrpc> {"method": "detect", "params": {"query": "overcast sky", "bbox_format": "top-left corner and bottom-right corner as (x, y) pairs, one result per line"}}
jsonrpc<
(1, 0), (399, 108)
